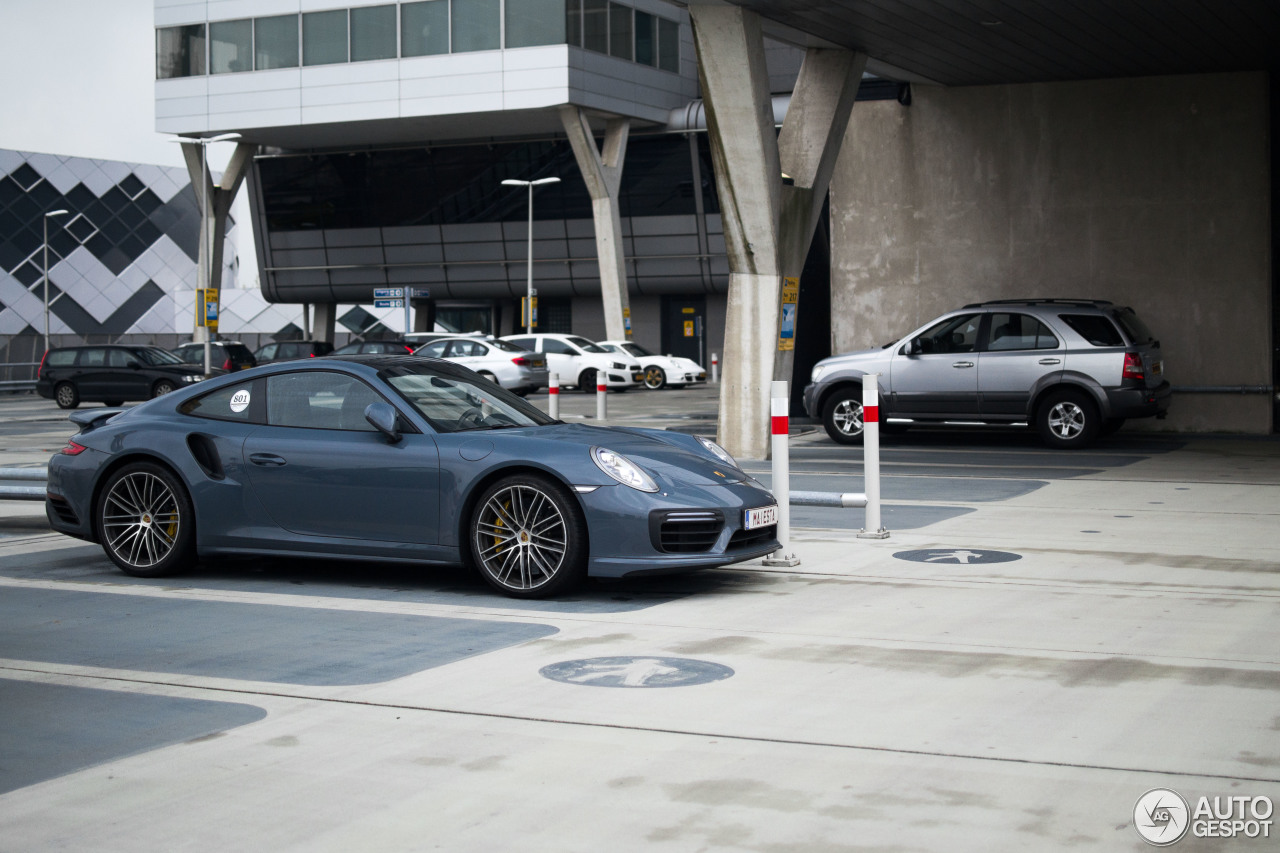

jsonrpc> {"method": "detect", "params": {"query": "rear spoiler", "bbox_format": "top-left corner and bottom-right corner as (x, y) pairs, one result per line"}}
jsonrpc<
(68, 408), (126, 434)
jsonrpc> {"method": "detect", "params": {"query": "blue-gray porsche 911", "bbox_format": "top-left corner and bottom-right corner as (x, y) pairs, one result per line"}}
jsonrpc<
(45, 355), (780, 598)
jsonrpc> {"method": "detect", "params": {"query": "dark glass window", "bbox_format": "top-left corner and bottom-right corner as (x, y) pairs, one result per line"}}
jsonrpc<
(1060, 314), (1124, 347)
(402, 0), (449, 56)
(507, 0), (566, 48)
(634, 11), (655, 66)
(657, 17), (679, 72)
(986, 313), (1059, 351)
(608, 2), (632, 60)
(566, 0), (582, 46)
(303, 10), (347, 66)
(452, 0), (499, 52)
(180, 380), (260, 423)
(210, 19), (252, 74)
(351, 5), (397, 61)
(156, 25), (206, 78)
(255, 14), (300, 70)
(267, 371), (381, 430)
(582, 0), (607, 53)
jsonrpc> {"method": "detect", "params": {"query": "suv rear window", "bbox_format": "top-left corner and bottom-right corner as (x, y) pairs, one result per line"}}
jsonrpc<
(1111, 308), (1155, 345)
(1058, 314), (1123, 347)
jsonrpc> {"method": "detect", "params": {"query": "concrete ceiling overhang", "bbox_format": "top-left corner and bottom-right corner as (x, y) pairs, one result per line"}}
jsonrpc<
(696, 0), (1280, 86)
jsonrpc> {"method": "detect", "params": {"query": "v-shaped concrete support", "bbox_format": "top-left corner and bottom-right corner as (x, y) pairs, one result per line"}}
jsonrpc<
(689, 2), (865, 458)
(179, 141), (253, 341)
(560, 106), (633, 341)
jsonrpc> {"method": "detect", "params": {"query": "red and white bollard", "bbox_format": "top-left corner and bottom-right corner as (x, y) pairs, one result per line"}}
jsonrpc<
(710, 353), (719, 384)
(763, 380), (800, 567)
(858, 372), (889, 539)
(596, 377), (608, 422)
(548, 374), (560, 420)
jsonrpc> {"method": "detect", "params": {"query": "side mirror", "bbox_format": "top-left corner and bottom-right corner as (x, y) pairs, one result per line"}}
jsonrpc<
(903, 339), (921, 356)
(365, 402), (402, 442)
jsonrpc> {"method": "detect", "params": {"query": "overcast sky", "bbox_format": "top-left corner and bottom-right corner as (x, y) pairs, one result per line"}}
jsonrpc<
(0, 0), (206, 170)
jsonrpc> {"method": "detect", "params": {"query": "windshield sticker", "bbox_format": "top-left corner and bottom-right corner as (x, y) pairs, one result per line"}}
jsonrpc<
(229, 389), (251, 413)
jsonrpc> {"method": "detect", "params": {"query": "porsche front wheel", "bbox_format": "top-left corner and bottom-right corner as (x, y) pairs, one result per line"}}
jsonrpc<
(469, 475), (587, 598)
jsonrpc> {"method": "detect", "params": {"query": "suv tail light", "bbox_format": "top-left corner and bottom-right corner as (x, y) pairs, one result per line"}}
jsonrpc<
(222, 356), (232, 371)
(1122, 352), (1144, 380)
(38, 350), (48, 375)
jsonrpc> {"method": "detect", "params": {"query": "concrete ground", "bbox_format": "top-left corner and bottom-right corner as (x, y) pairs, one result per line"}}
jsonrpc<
(0, 385), (1277, 851)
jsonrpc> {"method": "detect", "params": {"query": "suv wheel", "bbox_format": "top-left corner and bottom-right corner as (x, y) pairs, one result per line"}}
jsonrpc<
(1037, 389), (1099, 448)
(822, 389), (865, 445)
(55, 382), (80, 409)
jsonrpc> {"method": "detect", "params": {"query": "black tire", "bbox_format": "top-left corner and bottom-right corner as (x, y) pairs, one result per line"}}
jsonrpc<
(643, 366), (667, 390)
(1036, 389), (1100, 449)
(55, 382), (80, 409)
(578, 368), (598, 394)
(152, 380), (176, 398)
(821, 388), (865, 445)
(95, 461), (196, 578)
(468, 474), (587, 598)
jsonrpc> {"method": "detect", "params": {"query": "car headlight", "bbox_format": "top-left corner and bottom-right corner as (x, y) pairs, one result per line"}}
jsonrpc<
(811, 363), (828, 382)
(697, 436), (738, 469)
(181, 375), (202, 383)
(591, 447), (658, 492)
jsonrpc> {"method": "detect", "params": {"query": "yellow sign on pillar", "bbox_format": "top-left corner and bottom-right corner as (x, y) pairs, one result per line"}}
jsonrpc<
(522, 296), (538, 328)
(683, 319), (695, 337)
(197, 288), (219, 332)
(777, 277), (798, 351)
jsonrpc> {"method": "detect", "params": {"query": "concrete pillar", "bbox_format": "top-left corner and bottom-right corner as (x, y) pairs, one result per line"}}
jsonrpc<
(178, 141), (253, 342)
(312, 302), (337, 344)
(560, 107), (633, 341)
(688, 2), (863, 458)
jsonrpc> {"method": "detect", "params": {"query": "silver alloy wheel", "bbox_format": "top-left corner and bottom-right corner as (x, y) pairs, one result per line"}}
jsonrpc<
(1047, 400), (1087, 440)
(101, 470), (182, 569)
(831, 398), (865, 437)
(473, 484), (568, 591)
(55, 383), (78, 408)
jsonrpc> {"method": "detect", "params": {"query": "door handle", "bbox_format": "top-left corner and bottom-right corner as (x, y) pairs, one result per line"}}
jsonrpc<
(249, 452), (287, 467)
(1038, 358), (1062, 365)
(952, 361), (974, 368)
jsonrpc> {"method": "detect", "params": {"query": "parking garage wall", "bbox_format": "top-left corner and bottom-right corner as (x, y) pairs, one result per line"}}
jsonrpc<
(830, 71), (1272, 434)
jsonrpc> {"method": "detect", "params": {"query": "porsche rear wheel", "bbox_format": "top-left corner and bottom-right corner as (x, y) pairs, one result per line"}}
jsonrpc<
(96, 462), (195, 578)
(470, 474), (586, 598)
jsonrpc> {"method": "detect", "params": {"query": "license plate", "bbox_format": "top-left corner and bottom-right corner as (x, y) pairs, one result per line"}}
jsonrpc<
(1152, 361), (1162, 376)
(744, 505), (778, 530)
(632, 371), (645, 382)
(531, 358), (545, 368)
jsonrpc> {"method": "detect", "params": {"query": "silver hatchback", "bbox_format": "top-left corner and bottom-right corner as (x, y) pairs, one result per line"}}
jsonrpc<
(802, 299), (1171, 448)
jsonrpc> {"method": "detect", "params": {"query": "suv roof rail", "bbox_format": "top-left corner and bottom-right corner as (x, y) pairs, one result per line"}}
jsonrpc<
(963, 298), (1114, 309)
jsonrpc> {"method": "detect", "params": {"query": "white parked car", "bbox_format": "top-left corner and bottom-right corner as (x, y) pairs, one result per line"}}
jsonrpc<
(413, 336), (549, 396)
(599, 341), (707, 390)
(501, 333), (642, 392)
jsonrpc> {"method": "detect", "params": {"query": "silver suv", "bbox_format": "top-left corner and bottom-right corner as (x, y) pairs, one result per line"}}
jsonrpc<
(802, 299), (1171, 448)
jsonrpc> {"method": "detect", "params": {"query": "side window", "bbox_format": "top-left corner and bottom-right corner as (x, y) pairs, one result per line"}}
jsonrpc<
(107, 349), (133, 367)
(986, 313), (1060, 351)
(451, 341), (483, 357)
(259, 344), (278, 361)
(543, 338), (575, 355)
(179, 380), (261, 423)
(279, 343), (301, 360)
(419, 341), (448, 358)
(505, 337), (535, 351)
(912, 314), (980, 355)
(267, 371), (382, 431)
(80, 348), (107, 367)
(47, 350), (76, 367)
(1059, 314), (1124, 347)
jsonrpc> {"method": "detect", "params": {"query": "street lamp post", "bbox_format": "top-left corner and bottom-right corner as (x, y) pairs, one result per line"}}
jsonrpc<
(42, 209), (69, 356)
(170, 132), (241, 376)
(502, 177), (560, 334)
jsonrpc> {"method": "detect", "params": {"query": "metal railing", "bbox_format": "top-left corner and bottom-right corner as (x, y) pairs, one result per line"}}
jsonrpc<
(0, 467), (49, 501)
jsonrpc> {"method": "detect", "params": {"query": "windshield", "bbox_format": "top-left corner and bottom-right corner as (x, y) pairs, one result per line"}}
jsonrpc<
(135, 347), (185, 365)
(621, 343), (651, 357)
(381, 361), (555, 433)
(568, 336), (607, 353)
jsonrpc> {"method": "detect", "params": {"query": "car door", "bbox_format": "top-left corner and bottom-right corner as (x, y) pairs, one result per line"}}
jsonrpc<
(242, 370), (441, 544)
(111, 348), (153, 400)
(445, 339), (486, 372)
(888, 313), (982, 415)
(539, 337), (580, 385)
(73, 348), (112, 399)
(978, 312), (1064, 416)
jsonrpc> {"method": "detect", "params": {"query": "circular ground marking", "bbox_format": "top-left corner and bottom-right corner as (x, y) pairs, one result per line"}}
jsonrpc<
(893, 548), (1021, 565)
(540, 656), (734, 688)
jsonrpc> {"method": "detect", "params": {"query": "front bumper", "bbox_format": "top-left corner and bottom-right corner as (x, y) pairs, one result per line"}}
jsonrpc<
(577, 479), (779, 578)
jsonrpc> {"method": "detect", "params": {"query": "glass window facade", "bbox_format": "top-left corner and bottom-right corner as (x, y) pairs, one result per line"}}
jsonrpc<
(210, 19), (252, 74)
(608, 3), (632, 60)
(351, 5), (398, 61)
(303, 10), (348, 66)
(158, 1), (680, 78)
(451, 0), (500, 52)
(402, 1), (450, 56)
(256, 15), (300, 70)
(157, 24), (206, 78)
(258, 134), (719, 232)
(506, 0), (566, 49)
